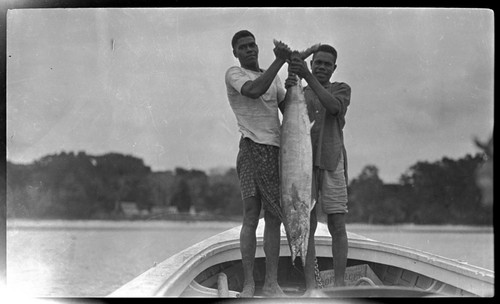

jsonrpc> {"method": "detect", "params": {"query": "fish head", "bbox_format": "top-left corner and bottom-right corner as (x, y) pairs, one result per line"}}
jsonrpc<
(286, 218), (310, 267)
(288, 230), (310, 267)
(288, 228), (302, 266)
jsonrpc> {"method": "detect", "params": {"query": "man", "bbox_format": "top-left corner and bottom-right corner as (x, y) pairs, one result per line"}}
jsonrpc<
(225, 30), (291, 297)
(287, 44), (351, 290)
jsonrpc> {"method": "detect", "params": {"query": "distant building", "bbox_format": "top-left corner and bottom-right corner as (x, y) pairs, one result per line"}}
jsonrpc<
(120, 201), (155, 217)
(120, 201), (140, 216)
(151, 205), (177, 215)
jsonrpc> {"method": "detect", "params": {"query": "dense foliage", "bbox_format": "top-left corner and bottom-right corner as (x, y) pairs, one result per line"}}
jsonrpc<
(6, 151), (492, 225)
(347, 154), (492, 225)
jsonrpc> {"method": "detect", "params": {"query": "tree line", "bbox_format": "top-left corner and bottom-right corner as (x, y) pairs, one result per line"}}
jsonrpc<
(6, 150), (492, 225)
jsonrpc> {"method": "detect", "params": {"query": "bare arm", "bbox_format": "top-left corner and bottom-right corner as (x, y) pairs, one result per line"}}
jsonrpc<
(303, 72), (341, 115)
(241, 58), (287, 99)
(240, 41), (291, 99)
(288, 55), (341, 115)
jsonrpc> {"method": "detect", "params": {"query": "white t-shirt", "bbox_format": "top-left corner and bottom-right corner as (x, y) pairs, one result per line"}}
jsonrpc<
(225, 66), (286, 147)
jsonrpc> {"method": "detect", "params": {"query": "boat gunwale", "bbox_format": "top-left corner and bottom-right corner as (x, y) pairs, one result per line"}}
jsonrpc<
(108, 221), (494, 297)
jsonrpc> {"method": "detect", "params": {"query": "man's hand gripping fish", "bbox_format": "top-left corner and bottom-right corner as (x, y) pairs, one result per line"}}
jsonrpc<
(275, 39), (320, 267)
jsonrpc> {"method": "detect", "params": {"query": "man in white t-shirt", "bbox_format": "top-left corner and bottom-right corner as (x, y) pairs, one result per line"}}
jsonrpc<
(225, 30), (290, 297)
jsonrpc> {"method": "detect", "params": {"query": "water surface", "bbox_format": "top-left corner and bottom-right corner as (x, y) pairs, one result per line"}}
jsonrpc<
(6, 220), (494, 297)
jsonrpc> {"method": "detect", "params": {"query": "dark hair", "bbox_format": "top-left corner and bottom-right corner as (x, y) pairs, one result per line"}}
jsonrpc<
(231, 30), (255, 49)
(313, 44), (337, 62)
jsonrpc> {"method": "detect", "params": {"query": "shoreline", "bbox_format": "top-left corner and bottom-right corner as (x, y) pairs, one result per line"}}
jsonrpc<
(6, 217), (493, 233)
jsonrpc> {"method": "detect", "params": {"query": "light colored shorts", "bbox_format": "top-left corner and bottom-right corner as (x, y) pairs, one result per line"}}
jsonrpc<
(312, 153), (348, 214)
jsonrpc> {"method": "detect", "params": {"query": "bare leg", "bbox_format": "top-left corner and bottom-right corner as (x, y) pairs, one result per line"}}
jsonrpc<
(327, 213), (348, 287)
(239, 196), (261, 297)
(304, 206), (318, 292)
(261, 210), (286, 297)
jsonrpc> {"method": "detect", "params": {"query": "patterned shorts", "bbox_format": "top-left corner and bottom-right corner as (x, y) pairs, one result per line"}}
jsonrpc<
(236, 137), (283, 219)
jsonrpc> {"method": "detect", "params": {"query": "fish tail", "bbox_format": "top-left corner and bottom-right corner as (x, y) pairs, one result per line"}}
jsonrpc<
(310, 198), (317, 213)
(299, 43), (321, 60)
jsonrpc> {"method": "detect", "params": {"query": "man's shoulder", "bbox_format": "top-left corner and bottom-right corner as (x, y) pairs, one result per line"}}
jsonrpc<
(226, 66), (243, 74)
(304, 82), (350, 90)
(331, 81), (351, 91)
(225, 66), (247, 84)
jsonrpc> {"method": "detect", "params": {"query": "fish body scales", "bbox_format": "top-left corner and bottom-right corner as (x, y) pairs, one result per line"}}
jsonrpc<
(280, 79), (314, 267)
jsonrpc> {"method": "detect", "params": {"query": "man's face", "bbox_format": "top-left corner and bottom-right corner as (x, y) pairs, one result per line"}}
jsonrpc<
(310, 51), (337, 84)
(233, 36), (259, 67)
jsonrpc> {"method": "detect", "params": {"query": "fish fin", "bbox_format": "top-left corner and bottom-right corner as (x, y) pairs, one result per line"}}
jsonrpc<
(306, 120), (315, 136)
(310, 198), (317, 213)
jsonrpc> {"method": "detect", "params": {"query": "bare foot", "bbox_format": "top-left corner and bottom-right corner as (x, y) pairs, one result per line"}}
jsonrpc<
(262, 283), (287, 298)
(238, 283), (255, 298)
(302, 288), (323, 297)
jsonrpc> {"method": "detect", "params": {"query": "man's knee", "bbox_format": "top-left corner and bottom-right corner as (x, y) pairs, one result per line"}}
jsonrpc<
(243, 197), (261, 229)
(327, 213), (346, 235)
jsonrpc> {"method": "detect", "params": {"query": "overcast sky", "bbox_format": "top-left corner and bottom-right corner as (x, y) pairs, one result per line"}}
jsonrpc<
(6, 8), (494, 183)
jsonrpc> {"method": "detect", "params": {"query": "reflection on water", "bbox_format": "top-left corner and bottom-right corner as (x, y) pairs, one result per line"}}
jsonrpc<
(7, 220), (239, 297)
(6, 220), (494, 297)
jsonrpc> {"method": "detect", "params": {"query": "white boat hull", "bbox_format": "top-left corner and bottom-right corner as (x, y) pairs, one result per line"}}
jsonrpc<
(109, 219), (494, 297)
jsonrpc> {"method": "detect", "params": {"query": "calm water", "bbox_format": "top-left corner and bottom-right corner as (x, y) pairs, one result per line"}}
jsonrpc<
(5, 219), (494, 297)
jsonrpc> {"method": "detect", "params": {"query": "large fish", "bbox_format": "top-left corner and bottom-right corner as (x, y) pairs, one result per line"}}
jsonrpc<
(276, 40), (320, 267)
